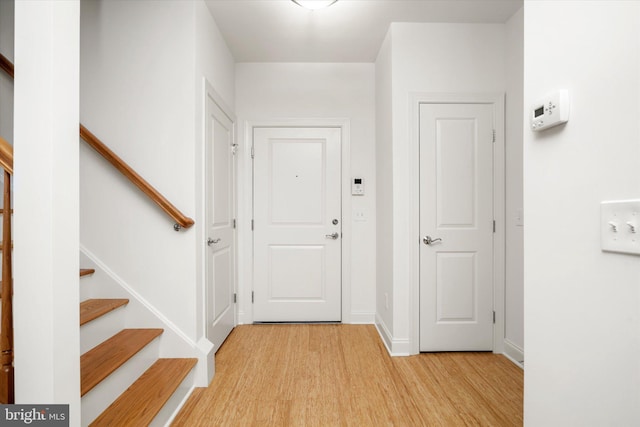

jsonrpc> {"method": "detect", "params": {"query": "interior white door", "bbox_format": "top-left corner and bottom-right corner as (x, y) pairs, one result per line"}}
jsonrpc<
(205, 92), (235, 353)
(253, 127), (341, 322)
(419, 102), (494, 352)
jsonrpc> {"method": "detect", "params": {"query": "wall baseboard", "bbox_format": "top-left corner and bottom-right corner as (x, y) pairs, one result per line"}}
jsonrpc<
(375, 313), (412, 356)
(349, 311), (375, 324)
(375, 313), (393, 353)
(503, 338), (524, 369)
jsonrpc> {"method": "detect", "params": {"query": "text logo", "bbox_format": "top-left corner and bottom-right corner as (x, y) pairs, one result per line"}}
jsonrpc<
(0, 405), (69, 426)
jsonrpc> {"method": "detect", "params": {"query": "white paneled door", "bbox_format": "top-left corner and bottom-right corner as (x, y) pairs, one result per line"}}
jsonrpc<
(419, 103), (494, 351)
(253, 127), (342, 322)
(205, 91), (235, 353)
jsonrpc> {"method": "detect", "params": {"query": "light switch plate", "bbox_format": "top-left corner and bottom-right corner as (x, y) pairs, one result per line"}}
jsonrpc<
(516, 209), (524, 227)
(601, 200), (640, 255)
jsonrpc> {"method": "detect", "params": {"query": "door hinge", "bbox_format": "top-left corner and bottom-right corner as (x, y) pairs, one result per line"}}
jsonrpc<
(251, 291), (254, 303)
(233, 293), (237, 303)
(493, 220), (496, 233)
(493, 311), (496, 324)
(251, 219), (254, 231)
(492, 129), (496, 143)
(251, 146), (255, 159)
(233, 218), (236, 229)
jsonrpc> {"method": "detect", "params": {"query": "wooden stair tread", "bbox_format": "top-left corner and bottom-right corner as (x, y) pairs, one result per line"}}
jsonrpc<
(80, 299), (129, 326)
(90, 358), (197, 426)
(80, 268), (95, 277)
(81, 328), (163, 396)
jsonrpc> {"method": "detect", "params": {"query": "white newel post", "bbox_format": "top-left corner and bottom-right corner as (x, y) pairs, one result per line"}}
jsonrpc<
(13, 0), (80, 424)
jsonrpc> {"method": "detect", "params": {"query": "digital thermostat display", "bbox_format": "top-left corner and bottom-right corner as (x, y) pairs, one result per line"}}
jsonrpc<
(531, 90), (570, 132)
(534, 106), (544, 118)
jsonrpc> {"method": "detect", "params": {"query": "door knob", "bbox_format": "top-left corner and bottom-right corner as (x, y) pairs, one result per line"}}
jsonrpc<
(207, 238), (221, 246)
(325, 232), (339, 240)
(423, 235), (442, 245)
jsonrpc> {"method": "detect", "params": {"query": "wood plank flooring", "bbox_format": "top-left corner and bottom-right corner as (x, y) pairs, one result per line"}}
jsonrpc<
(172, 324), (523, 426)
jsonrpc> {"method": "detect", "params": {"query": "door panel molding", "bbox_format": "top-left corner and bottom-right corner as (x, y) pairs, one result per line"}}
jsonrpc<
(242, 118), (352, 324)
(409, 93), (505, 355)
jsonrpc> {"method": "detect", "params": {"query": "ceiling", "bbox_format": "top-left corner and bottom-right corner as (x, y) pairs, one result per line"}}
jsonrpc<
(204, 0), (523, 63)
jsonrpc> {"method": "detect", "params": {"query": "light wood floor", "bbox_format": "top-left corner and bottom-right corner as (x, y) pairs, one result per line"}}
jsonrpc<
(172, 324), (523, 426)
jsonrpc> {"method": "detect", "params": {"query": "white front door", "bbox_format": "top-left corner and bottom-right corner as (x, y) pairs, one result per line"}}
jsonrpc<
(253, 127), (341, 322)
(205, 91), (235, 353)
(419, 102), (494, 352)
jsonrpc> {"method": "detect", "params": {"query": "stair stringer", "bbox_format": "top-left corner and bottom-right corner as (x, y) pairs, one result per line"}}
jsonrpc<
(80, 244), (215, 387)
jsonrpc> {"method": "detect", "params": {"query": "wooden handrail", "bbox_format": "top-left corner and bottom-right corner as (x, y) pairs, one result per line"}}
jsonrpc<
(0, 137), (13, 176)
(80, 125), (194, 230)
(0, 53), (14, 79)
(0, 54), (193, 229)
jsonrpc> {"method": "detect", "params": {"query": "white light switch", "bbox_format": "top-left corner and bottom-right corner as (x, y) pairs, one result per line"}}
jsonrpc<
(601, 200), (640, 255)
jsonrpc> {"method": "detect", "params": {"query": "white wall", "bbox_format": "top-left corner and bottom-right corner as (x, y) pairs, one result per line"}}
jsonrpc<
(523, 1), (640, 425)
(504, 7), (524, 362)
(375, 31), (394, 334)
(235, 62), (376, 324)
(14, 1), (80, 420)
(80, 0), (197, 339)
(80, 0), (235, 346)
(376, 23), (508, 353)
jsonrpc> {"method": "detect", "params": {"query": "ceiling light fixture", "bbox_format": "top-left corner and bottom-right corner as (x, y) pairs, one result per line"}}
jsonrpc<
(291, 0), (338, 11)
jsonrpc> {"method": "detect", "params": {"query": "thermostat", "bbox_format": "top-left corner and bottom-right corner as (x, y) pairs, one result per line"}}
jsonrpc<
(352, 177), (364, 196)
(531, 90), (570, 131)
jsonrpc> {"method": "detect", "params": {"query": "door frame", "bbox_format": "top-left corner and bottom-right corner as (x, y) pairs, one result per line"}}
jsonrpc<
(201, 80), (237, 343)
(242, 118), (351, 324)
(409, 93), (505, 355)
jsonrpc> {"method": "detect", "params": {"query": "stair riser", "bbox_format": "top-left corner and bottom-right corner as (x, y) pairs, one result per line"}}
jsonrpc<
(80, 307), (126, 354)
(79, 274), (94, 302)
(79, 270), (127, 303)
(150, 369), (196, 427)
(81, 337), (160, 426)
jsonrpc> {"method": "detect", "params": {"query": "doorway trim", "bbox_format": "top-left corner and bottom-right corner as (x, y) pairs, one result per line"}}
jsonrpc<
(409, 93), (505, 355)
(242, 118), (351, 324)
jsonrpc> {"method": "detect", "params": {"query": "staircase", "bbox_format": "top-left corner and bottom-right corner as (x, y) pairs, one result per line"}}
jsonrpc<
(78, 268), (197, 425)
(0, 52), (201, 425)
